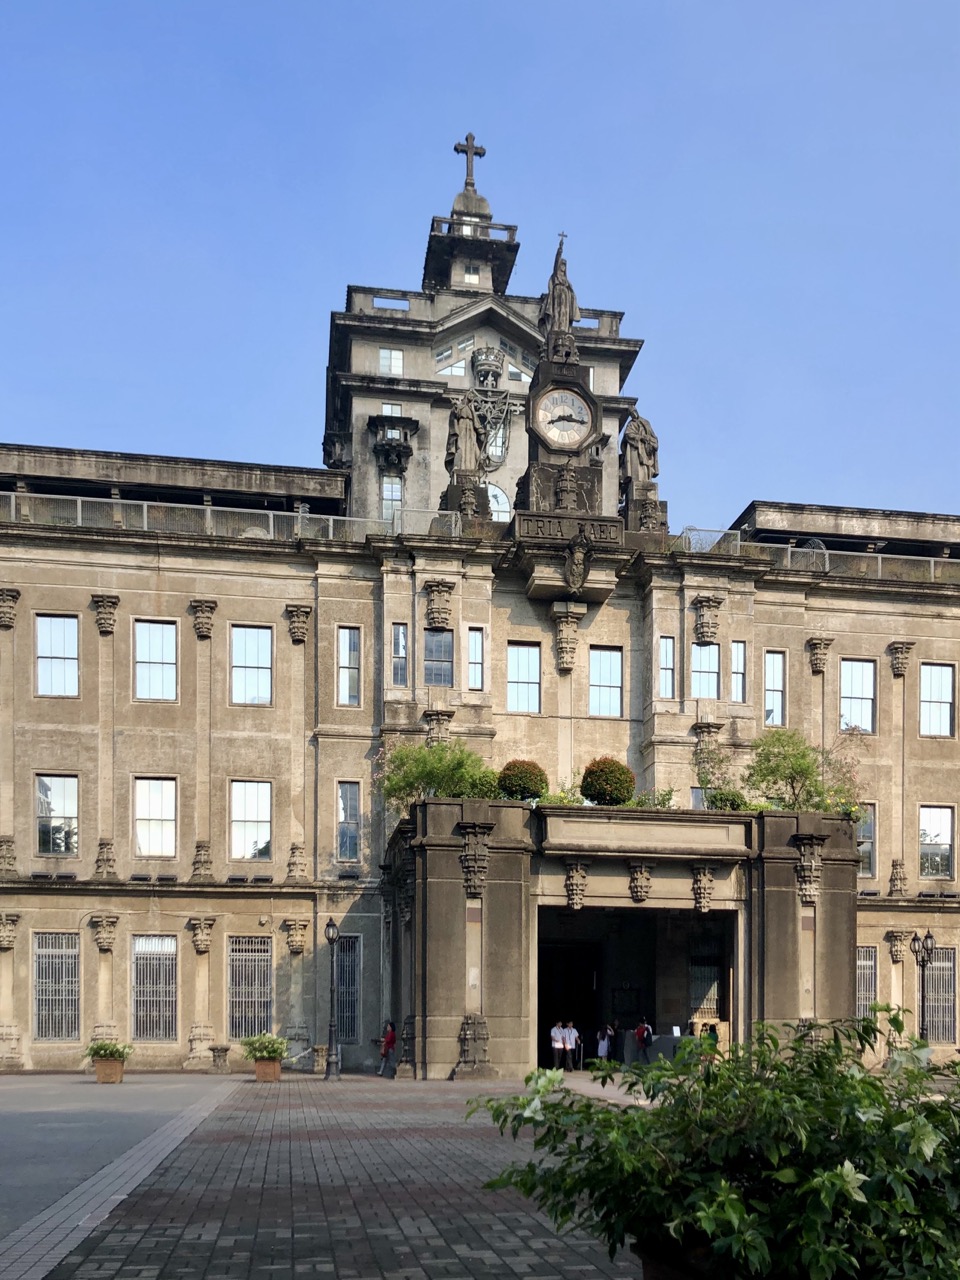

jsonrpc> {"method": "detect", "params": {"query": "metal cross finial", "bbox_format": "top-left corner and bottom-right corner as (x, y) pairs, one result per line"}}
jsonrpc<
(454, 133), (486, 190)
(558, 231), (567, 250)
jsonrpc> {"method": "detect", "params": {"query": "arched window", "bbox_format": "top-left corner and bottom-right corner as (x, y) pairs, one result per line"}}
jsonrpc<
(486, 484), (510, 522)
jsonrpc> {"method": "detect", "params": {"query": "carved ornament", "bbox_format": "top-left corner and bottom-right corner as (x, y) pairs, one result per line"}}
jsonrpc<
(0, 913), (20, 950)
(564, 859), (590, 911)
(888, 859), (907, 897)
(286, 842), (308, 883)
(887, 930), (912, 964)
(549, 600), (587, 674)
(91, 594), (120, 636)
(284, 919), (309, 955)
(692, 596), (724, 644)
(563, 528), (590, 594)
(191, 840), (213, 883)
(458, 821), (495, 899)
(888, 641), (915, 678)
(555, 462), (580, 513)
(628, 861), (652, 904)
(189, 917), (216, 955)
(190, 598), (218, 639)
(807, 636), (834, 675)
(424, 708), (454, 746)
(0, 836), (16, 881)
(794, 834), (828, 907)
(454, 1012), (493, 1074)
(471, 346), (504, 388)
(286, 605), (312, 645)
(0, 587), (21, 630)
(423, 580), (454, 628)
(91, 914), (119, 952)
(692, 864), (715, 913)
(94, 839), (118, 882)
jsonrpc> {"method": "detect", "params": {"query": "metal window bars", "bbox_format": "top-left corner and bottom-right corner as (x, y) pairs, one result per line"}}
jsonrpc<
(228, 936), (272, 1040)
(132, 936), (178, 1041)
(34, 932), (80, 1040)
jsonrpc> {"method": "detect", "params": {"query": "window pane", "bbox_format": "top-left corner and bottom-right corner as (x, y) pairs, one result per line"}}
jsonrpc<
(379, 348), (402, 376)
(230, 781), (272, 859)
(920, 664), (954, 737)
(731, 641), (746, 704)
(659, 637), (675, 699)
(392, 623), (408, 687)
(840, 658), (875, 732)
(231, 626), (272, 705)
(381, 476), (402, 522)
(337, 781), (360, 861)
(132, 936), (177, 1040)
(468, 628), (484, 690)
(691, 644), (720, 699)
(135, 621), (177, 701)
(36, 615), (79, 696)
(507, 643), (540, 713)
(589, 647), (622, 717)
(338, 627), (360, 706)
(424, 629), (453, 687)
(857, 803), (876, 877)
(764, 652), (785, 726)
(920, 806), (954, 878)
(135, 778), (177, 858)
(37, 775), (79, 856)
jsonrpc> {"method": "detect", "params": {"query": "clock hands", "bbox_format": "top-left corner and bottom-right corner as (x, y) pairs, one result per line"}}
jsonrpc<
(548, 411), (586, 426)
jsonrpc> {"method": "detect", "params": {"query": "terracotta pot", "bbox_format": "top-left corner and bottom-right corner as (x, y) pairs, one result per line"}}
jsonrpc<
(254, 1058), (282, 1082)
(93, 1058), (125, 1084)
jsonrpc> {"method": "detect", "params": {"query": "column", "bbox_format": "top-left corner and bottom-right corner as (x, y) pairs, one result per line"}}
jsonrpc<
(283, 919), (310, 1064)
(285, 604), (312, 885)
(550, 602), (587, 785)
(0, 913), (21, 1068)
(90, 914), (119, 1041)
(452, 819), (496, 1078)
(186, 917), (216, 1066)
(92, 595), (120, 877)
(0, 590), (21, 870)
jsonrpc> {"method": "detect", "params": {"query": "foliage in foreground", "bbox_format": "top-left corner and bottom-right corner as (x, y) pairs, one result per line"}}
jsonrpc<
(476, 1012), (960, 1280)
(240, 1033), (289, 1061)
(377, 741), (499, 813)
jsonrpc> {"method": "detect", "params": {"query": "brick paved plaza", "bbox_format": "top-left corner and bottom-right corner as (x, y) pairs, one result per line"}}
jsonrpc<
(0, 1076), (639, 1280)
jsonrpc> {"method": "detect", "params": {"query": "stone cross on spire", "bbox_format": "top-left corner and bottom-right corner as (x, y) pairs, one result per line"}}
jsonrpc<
(454, 133), (486, 190)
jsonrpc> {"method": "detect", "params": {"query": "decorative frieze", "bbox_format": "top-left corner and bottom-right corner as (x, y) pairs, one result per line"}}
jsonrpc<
(191, 840), (213, 883)
(458, 821), (495, 899)
(549, 601), (587, 674)
(887, 930), (913, 964)
(0, 913), (20, 950)
(94, 839), (118, 881)
(807, 635), (834, 675)
(888, 859), (907, 897)
(423, 579), (454, 628)
(424, 708), (454, 745)
(284, 919), (309, 955)
(794, 834), (827, 907)
(286, 842), (308, 883)
(628, 861), (652, 904)
(0, 587), (21, 630)
(188, 917), (216, 955)
(189, 598), (218, 639)
(564, 859), (590, 911)
(888, 640), (915, 678)
(91, 593), (120, 636)
(91, 914), (119, 952)
(0, 836), (16, 881)
(692, 864), (715, 914)
(691, 595), (724, 644)
(286, 604), (312, 645)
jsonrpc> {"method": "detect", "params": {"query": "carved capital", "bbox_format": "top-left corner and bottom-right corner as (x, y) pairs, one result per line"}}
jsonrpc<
(549, 601), (587, 674)
(458, 821), (495, 899)
(794, 834), (827, 907)
(286, 604), (312, 645)
(94, 839), (118, 882)
(887, 930), (913, 964)
(191, 840), (213, 883)
(423, 708), (454, 746)
(0, 836), (16, 881)
(0, 913), (20, 950)
(628, 861), (652, 904)
(564, 859), (590, 911)
(91, 593), (120, 636)
(692, 864), (715, 913)
(0, 587), (21, 630)
(807, 635), (834, 675)
(423, 579), (454, 628)
(286, 842), (308, 883)
(888, 858), (908, 897)
(189, 598), (218, 639)
(888, 640), (915, 678)
(188, 917), (216, 955)
(691, 595), (724, 644)
(283, 918), (309, 955)
(91, 914), (119, 952)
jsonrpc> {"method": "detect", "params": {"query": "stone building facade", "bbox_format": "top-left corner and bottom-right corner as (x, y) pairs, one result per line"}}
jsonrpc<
(1, 139), (957, 1073)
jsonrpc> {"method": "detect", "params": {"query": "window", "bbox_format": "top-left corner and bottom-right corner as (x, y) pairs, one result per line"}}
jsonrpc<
(920, 806), (954, 878)
(731, 641), (746, 704)
(840, 659), (876, 733)
(337, 782), (360, 862)
(589, 647), (623, 717)
(507, 642), (541, 713)
(381, 402), (402, 417)
(690, 787), (707, 810)
(457, 335), (474, 353)
(920, 663), (955, 737)
(659, 637), (675, 699)
(857, 804), (876, 877)
(336, 935), (361, 1043)
(231, 626), (272, 706)
(132, 936), (177, 1041)
(856, 946), (877, 1020)
(764, 651), (785, 726)
(926, 948), (957, 1044)
(34, 932), (80, 1040)
(36, 615), (78, 697)
(437, 359), (466, 377)
(37, 775), (78, 856)
(486, 484), (510, 521)
(135, 778), (176, 858)
(391, 623), (408, 687)
(337, 627), (360, 706)
(486, 425), (507, 464)
(381, 475), (402, 522)
(424, 629), (453, 686)
(230, 781), (272, 860)
(507, 363), (531, 384)
(434, 345), (453, 363)
(463, 263), (480, 284)
(379, 348), (403, 376)
(134, 621), (177, 701)
(228, 936), (272, 1040)
(468, 628), (484, 690)
(691, 643), (720, 699)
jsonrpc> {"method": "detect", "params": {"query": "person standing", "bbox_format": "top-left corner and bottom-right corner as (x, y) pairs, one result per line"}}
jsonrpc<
(378, 1020), (397, 1077)
(562, 1020), (581, 1071)
(596, 1023), (613, 1060)
(550, 1019), (565, 1069)
(635, 1016), (654, 1065)
(610, 1019), (625, 1062)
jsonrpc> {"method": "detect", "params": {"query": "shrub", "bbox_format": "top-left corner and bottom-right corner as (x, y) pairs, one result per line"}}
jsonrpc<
(744, 728), (861, 814)
(630, 788), (674, 810)
(580, 757), (635, 806)
(240, 1033), (289, 1061)
(540, 781), (585, 807)
(85, 1040), (134, 1061)
(498, 759), (549, 801)
(704, 785), (751, 811)
(378, 741), (500, 813)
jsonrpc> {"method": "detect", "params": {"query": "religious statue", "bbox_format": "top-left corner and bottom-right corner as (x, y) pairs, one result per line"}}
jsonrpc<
(538, 238), (581, 343)
(564, 528), (591, 594)
(445, 392), (487, 475)
(620, 412), (659, 493)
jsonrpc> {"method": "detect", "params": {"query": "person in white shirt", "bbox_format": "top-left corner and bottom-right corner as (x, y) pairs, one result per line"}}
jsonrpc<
(562, 1020), (581, 1070)
(550, 1019), (565, 1068)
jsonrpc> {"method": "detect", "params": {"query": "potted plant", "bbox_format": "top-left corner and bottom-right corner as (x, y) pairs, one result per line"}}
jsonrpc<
(477, 1011), (960, 1279)
(85, 1039), (134, 1083)
(240, 1032), (288, 1082)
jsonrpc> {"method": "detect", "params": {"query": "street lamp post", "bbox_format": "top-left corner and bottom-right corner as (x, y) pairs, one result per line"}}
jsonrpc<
(909, 929), (936, 1043)
(324, 916), (341, 1081)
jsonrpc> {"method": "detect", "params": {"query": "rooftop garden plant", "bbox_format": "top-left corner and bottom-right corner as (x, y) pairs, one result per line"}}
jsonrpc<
(580, 756), (635, 806)
(377, 741), (499, 813)
(498, 759), (549, 801)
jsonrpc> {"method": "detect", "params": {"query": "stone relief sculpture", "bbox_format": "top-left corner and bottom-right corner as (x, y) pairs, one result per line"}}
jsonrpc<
(620, 412), (659, 490)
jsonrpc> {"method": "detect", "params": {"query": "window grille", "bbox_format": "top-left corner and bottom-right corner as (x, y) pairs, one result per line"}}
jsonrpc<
(856, 946), (877, 1019)
(840, 658), (876, 733)
(336, 935), (361, 1043)
(34, 932), (80, 1039)
(36, 615), (79, 696)
(135, 620), (177, 701)
(132, 936), (177, 1040)
(589, 647), (623, 717)
(688, 962), (721, 1018)
(691, 643), (720, 699)
(228, 936), (272, 1039)
(507, 642), (540, 713)
(424, 629), (453, 687)
(231, 626), (272, 705)
(925, 948), (956, 1044)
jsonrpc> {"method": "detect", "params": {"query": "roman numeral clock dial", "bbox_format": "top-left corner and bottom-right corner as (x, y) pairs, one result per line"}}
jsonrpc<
(533, 389), (593, 448)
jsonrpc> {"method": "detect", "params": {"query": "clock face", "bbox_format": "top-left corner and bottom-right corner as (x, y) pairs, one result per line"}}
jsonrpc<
(535, 389), (592, 447)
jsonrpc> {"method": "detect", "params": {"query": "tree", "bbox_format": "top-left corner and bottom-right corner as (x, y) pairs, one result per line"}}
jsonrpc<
(580, 757), (635, 806)
(743, 728), (860, 815)
(377, 741), (499, 814)
(498, 759), (549, 801)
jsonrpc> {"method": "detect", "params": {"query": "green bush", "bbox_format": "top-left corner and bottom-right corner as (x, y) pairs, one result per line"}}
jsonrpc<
(704, 785), (751, 811)
(630, 787), (674, 810)
(240, 1033), (289, 1061)
(498, 759), (549, 801)
(744, 728), (861, 814)
(378, 741), (500, 813)
(539, 781), (585, 807)
(580, 757), (635, 806)
(85, 1040), (134, 1061)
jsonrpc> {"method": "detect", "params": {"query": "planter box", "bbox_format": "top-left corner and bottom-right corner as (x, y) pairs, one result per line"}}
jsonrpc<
(93, 1058), (125, 1084)
(253, 1058), (282, 1082)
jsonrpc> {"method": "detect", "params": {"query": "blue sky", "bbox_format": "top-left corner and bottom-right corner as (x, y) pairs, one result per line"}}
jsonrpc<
(0, 2), (956, 530)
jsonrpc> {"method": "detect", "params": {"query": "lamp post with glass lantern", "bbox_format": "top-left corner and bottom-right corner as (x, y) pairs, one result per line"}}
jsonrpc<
(909, 929), (936, 1043)
(324, 917), (341, 1081)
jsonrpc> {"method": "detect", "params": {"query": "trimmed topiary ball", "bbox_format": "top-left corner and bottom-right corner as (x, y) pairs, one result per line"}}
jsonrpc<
(580, 756), (635, 806)
(498, 758), (549, 801)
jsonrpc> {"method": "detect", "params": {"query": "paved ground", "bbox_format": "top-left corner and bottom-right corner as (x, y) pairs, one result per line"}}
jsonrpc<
(1, 1074), (640, 1280)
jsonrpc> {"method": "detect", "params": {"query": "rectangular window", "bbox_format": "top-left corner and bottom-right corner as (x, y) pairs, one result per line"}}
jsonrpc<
(690, 787), (707, 810)
(228, 936), (272, 1040)
(134, 621), (177, 701)
(337, 781), (360, 862)
(336, 935), (361, 1043)
(34, 932), (80, 1040)
(230, 781), (272, 860)
(379, 348), (403, 376)
(507, 642), (541, 713)
(36, 615), (79, 697)
(589, 647), (623, 717)
(764, 651), (785, 726)
(135, 778), (176, 858)
(391, 623), (408, 687)
(132, 936), (177, 1041)
(231, 625), (272, 706)
(337, 626), (360, 706)
(840, 658), (876, 733)
(424, 629), (453, 687)
(856, 946), (878, 1020)
(659, 637), (675, 699)
(457, 335), (474, 353)
(920, 806), (954, 878)
(381, 402), (402, 417)
(434, 345), (453, 362)
(691, 643), (720, 699)
(920, 663), (955, 737)
(437, 359), (466, 377)
(463, 263), (480, 284)
(731, 641), (746, 704)
(468, 628), (484, 691)
(381, 476), (402, 522)
(37, 775), (78, 857)
(926, 948), (957, 1044)
(857, 803), (876, 877)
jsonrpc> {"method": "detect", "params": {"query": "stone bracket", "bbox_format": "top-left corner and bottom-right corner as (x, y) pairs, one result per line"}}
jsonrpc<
(549, 600), (587, 673)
